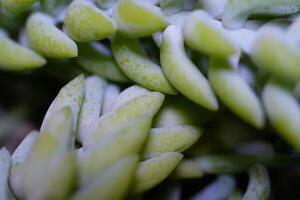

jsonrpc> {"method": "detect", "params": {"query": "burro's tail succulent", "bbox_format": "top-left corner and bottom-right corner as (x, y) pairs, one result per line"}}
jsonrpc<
(4, 75), (201, 200)
(5, 0), (300, 198)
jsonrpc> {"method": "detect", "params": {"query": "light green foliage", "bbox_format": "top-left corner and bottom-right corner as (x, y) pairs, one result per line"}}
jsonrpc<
(112, 33), (177, 94)
(22, 108), (77, 200)
(65, 0), (116, 42)
(41, 75), (85, 133)
(143, 125), (202, 159)
(72, 156), (138, 200)
(83, 91), (164, 147)
(209, 58), (265, 128)
(113, 0), (167, 37)
(26, 12), (78, 58)
(184, 11), (238, 58)
(223, 0), (300, 29)
(10, 131), (39, 199)
(0, 32), (46, 70)
(263, 81), (300, 149)
(77, 76), (106, 142)
(0, 0), (37, 16)
(132, 152), (183, 193)
(79, 117), (151, 184)
(251, 27), (300, 82)
(161, 25), (218, 111)
(77, 43), (129, 82)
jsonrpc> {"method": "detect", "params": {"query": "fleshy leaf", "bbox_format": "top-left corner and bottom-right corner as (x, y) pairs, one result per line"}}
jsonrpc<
(160, 25), (218, 110)
(72, 156), (138, 200)
(209, 58), (265, 128)
(77, 43), (129, 83)
(113, 0), (167, 37)
(77, 76), (106, 143)
(40, 75), (85, 133)
(262, 81), (300, 149)
(26, 12), (78, 58)
(65, 0), (116, 42)
(143, 125), (202, 159)
(132, 152), (183, 193)
(112, 33), (177, 94)
(0, 32), (46, 71)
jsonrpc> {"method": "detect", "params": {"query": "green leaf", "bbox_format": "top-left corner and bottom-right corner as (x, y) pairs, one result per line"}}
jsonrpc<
(65, 0), (116, 42)
(10, 131), (39, 199)
(83, 91), (164, 148)
(26, 12), (78, 58)
(40, 75), (85, 133)
(143, 125), (202, 159)
(112, 33), (177, 94)
(0, 32), (46, 71)
(101, 84), (121, 115)
(262, 81), (300, 149)
(77, 43), (129, 83)
(209, 58), (265, 128)
(79, 117), (151, 184)
(110, 85), (149, 111)
(113, 0), (167, 37)
(160, 25), (218, 111)
(132, 152), (183, 193)
(77, 76), (106, 143)
(0, 0), (37, 16)
(251, 27), (300, 82)
(183, 11), (239, 58)
(154, 96), (215, 127)
(223, 0), (300, 29)
(72, 156), (138, 200)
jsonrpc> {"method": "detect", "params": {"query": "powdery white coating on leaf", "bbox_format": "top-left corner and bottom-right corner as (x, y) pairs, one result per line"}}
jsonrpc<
(209, 58), (265, 129)
(160, 25), (218, 111)
(40, 75), (85, 133)
(101, 84), (121, 115)
(262, 81), (300, 149)
(132, 152), (183, 193)
(40, 107), (74, 151)
(77, 76), (106, 143)
(26, 12), (78, 58)
(22, 150), (77, 200)
(111, 85), (150, 111)
(0, 33), (46, 70)
(83, 92), (164, 148)
(10, 131), (39, 199)
(113, 0), (167, 37)
(72, 156), (138, 200)
(79, 117), (151, 184)
(65, 0), (116, 42)
(112, 34), (177, 94)
(143, 125), (202, 159)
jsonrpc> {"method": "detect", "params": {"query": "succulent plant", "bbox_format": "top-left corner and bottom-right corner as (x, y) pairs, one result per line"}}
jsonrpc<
(3, 0), (300, 199)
